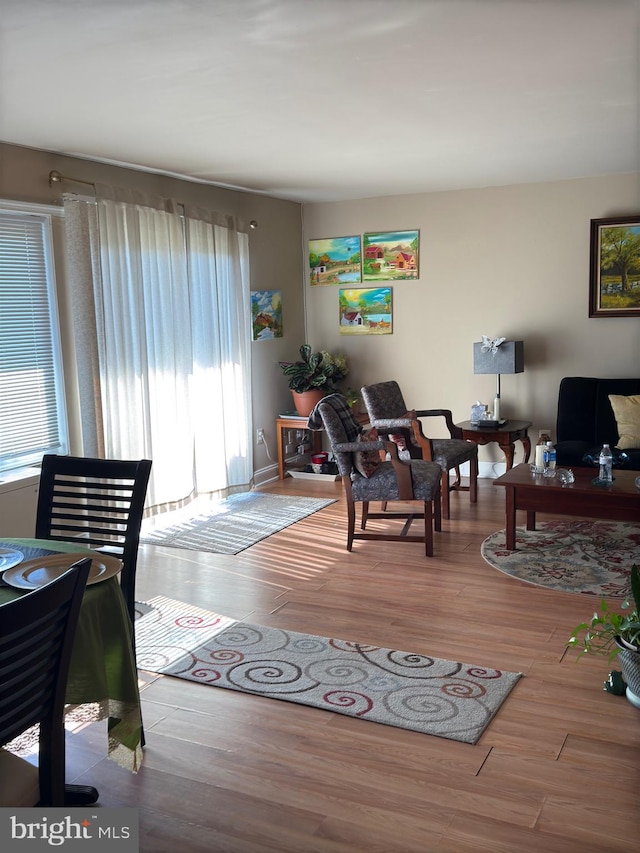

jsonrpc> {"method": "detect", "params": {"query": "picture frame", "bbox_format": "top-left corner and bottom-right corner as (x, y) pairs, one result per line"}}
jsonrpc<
(251, 290), (282, 340)
(362, 230), (419, 281)
(589, 215), (640, 317)
(308, 235), (361, 286)
(339, 287), (392, 335)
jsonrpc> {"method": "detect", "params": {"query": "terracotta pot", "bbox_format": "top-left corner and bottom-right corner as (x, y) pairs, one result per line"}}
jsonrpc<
(291, 389), (326, 418)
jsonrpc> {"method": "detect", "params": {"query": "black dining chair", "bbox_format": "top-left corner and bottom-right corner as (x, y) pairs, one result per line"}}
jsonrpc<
(35, 455), (152, 639)
(0, 558), (92, 806)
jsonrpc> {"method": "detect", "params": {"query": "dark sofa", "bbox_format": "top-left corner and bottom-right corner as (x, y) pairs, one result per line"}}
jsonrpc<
(555, 376), (640, 471)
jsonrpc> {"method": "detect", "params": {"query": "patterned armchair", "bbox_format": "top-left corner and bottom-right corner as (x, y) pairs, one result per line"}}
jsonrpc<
(308, 394), (442, 556)
(360, 380), (478, 520)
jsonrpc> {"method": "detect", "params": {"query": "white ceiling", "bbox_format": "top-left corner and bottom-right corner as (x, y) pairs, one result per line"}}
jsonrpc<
(2, 0), (639, 203)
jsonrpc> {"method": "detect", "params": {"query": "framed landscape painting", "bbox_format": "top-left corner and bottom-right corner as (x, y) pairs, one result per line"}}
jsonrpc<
(589, 215), (640, 317)
(363, 230), (419, 281)
(339, 287), (392, 335)
(251, 290), (282, 340)
(308, 235), (361, 286)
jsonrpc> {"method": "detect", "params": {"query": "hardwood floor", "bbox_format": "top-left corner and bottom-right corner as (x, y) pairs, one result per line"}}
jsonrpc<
(65, 477), (639, 852)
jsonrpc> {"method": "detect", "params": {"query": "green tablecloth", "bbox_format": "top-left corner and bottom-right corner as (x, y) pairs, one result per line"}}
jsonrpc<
(0, 538), (143, 771)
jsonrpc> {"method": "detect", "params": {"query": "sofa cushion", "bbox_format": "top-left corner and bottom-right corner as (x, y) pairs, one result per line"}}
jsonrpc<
(608, 394), (640, 450)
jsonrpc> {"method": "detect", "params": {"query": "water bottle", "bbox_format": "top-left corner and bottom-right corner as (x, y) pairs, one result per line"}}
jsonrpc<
(543, 441), (556, 476)
(598, 443), (613, 483)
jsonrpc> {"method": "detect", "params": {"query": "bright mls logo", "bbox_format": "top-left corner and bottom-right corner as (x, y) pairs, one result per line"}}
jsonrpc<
(0, 809), (138, 850)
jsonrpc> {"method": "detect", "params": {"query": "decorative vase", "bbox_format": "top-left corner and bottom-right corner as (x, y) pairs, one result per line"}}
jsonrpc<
(615, 637), (640, 709)
(291, 389), (326, 418)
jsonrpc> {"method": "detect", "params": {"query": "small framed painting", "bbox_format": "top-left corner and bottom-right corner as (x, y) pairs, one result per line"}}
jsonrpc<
(339, 287), (392, 335)
(363, 230), (419, 281)
(308, 235), (361, 286)
(251, 290), (282, 340)
(589, 216), (640, 317)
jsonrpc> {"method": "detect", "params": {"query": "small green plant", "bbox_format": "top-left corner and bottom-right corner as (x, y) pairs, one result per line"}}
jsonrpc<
(278, 344), (348, 393)
(567, 564), (640, 662)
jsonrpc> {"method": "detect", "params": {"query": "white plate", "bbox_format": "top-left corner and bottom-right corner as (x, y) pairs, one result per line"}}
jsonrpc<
(1, 552), (123, 590)
(0, 547), (24, 572)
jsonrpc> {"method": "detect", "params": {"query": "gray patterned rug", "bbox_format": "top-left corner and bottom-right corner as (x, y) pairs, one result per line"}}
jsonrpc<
(135, 596), (522, 744)
(140, 492), (336, 554)
(481, 519), (639, 596)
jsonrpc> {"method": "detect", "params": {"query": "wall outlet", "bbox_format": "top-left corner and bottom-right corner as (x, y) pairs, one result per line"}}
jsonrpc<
(256, 428), (265, 444)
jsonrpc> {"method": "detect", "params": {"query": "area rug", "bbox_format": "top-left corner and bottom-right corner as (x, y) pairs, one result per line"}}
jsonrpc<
(481, 519), (640, 596)
(139, 492), (336, 554)
(134, 596), (522, 744)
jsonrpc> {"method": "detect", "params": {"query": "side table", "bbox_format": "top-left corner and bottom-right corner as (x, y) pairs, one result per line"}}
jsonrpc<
(456, 419), (532, 471)
(276, 414), (324, 479)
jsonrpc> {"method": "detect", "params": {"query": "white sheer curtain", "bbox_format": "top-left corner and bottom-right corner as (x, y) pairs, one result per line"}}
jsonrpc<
(64, 188), (252, 511)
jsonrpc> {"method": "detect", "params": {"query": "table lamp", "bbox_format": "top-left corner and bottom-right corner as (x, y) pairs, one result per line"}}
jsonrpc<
(473, 337), (524, 422)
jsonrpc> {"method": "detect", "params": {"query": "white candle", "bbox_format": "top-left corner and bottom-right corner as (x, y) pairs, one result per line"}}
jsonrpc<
(535, 444), (545, 470)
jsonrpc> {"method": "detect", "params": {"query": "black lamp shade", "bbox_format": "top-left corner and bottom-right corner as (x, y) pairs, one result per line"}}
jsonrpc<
(473, 341), (524, 375)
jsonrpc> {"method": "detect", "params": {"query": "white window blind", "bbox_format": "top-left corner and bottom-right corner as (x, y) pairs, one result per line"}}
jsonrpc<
(0, 207), (68, 473)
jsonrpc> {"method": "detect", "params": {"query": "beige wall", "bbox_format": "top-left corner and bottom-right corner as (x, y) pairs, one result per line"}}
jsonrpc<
(0, 142), (304, 479)
(302, 174), (640, 468)
(2, 142), (639, 481)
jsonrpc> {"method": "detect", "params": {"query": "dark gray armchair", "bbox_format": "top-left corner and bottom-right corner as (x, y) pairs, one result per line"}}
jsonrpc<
(360, 380), (478, 520)
(308, 394), (442, 556)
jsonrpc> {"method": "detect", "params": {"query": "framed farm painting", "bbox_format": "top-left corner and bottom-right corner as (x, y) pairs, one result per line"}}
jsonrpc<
(363, 230), (419, 281)
(308, 235), (361, 286)
(339, 287), (392, 335)
(589, 215), (640, 317)
(251, 290), (283, 340)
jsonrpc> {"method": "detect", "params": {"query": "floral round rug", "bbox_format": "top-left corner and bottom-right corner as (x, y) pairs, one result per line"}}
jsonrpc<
(480, 519), (640, 596)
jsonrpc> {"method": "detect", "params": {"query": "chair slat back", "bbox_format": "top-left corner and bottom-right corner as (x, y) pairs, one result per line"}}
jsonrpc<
(35, 456), (152, 620)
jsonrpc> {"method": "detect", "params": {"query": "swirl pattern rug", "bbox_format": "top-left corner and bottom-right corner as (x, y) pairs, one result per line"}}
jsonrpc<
(481, 519), (640, 596)
(135, 596), (522, 744)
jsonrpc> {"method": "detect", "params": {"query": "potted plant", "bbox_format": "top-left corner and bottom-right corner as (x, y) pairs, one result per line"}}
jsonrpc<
(279, 344), (349, 416)
(567, 564), (640, 708)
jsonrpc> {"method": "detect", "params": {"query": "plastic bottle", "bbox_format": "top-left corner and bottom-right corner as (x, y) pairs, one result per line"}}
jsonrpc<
(543, 441), (556, 476)
(535, 431), (550, 472)
(598, 443), (613, 483)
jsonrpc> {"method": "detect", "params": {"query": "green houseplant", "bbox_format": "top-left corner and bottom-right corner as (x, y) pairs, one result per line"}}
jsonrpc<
(279, 344), (348, 416)
(567, 564), (640, 708)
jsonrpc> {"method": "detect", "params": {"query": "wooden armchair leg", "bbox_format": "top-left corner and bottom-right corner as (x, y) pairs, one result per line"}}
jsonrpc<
(469, 456), (478, 504)
(440, 470), (451, 519)
(346, 499), (356, 550)
(423, 501), (434, 557)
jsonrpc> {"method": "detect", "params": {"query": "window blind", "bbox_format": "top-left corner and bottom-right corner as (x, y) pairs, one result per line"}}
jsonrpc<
(0, 209), (68, 472)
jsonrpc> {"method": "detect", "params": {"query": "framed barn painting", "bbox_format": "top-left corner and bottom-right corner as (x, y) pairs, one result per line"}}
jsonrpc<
(363, 230), (419, 281)
(339, 287), (392, 335)
(589, 215), (640, 317)
(251, 290), (282, 340)
(308, 235), (361, 286)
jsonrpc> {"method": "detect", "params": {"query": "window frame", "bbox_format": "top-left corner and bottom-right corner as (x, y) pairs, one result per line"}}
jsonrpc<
(0, 199), (69, 474)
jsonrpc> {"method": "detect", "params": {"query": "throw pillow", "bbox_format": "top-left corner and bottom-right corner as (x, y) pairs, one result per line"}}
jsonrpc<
(608, 394), (640, 450)
(353, 427), (382, 478)
(389, 410), (417, 454)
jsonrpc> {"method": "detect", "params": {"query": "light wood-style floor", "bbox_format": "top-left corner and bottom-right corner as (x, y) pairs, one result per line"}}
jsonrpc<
(64, 476), (639, 852)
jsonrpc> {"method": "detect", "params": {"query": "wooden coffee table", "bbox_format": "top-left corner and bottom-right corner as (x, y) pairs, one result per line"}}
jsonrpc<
(493, 463), (640, 550)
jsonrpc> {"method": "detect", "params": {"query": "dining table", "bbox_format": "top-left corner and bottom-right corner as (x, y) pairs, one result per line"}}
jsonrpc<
(0, 538), (143, 777)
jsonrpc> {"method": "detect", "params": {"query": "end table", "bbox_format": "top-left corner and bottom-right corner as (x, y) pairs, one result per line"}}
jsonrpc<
(456, 419), (532, 471)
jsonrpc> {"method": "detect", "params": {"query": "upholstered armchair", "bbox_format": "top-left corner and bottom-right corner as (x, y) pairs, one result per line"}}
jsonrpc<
(308, 394), (442, 556)
(360, 380), (478, 520)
